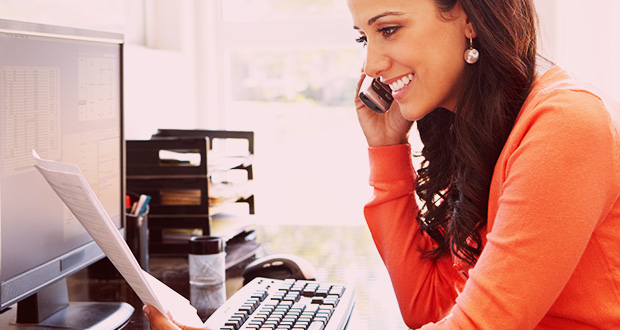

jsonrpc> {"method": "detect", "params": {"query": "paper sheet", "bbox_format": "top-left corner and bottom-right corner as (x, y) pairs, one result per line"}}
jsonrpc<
(32, 150), (204, 328)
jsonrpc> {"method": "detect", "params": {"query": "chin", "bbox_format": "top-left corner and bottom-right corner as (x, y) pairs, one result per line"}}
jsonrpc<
(398, 103), (434, 121)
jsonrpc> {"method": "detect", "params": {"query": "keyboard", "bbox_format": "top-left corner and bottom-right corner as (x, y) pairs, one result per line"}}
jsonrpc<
(203, 277), (355, 330)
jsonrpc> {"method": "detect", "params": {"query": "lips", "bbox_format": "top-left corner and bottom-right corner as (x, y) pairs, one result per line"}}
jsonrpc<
(382, 73), (414, 101)
(387, 73), (414, 92)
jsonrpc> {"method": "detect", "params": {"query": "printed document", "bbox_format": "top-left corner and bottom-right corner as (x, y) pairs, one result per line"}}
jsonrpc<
(32, 150), (204, 327)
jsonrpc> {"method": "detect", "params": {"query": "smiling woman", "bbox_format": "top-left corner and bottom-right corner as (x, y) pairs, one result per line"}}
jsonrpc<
(350, 0), (620, 329)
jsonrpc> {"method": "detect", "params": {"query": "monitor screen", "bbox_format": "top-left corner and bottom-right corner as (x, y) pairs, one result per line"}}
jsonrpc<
(0, 19), (130, 327)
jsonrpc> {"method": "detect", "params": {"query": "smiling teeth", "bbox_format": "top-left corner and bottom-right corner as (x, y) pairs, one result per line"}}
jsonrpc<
(390, 74), (414, 92)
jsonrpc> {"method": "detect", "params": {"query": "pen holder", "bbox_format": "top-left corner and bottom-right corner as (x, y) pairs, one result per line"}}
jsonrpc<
(126, 206), (149, 272)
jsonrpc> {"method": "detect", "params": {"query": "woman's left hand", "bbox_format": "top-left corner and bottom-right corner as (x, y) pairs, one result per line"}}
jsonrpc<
(143, 305), (212, 330)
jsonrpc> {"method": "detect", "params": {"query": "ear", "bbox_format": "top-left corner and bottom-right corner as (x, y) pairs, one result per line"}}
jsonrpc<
(465, 20), (477, 39)
(453, 1), (477, 39)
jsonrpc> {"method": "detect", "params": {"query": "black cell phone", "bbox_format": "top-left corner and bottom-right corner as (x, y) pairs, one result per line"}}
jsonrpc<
(358, 76), (393, 113)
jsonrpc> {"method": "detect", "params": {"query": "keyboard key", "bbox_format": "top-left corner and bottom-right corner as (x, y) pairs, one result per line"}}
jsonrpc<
(290, 302), (305, 312)
(314, 314), (329, 323)
(252, 290), (269, 300)
(323, 296), (339, 306)
(279, 300), (294, 308)
(302, 287), (316, 297)
(297, 316), (312, 324)
(311, 297), (323, 304)
(279, 320), (295, 327)
(318, 306), (333, 317)
(290, 283), (306, 292)
(328, 286), (345, 297)
(315, 285), (331, 297)
(284, 293), (301, 302)
(224, 320), (240, 330)
(304, 304), (319, 314)
(308, 321), (326, 330)
(264, 320), (279, 328)
(229, 316), (245, 325)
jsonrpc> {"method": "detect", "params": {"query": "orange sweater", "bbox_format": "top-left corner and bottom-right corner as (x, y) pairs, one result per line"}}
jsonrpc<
(365, 66), (620, 329)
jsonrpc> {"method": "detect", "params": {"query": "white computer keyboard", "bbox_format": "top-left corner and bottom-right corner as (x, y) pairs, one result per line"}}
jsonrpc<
(204, 277), (355, 330)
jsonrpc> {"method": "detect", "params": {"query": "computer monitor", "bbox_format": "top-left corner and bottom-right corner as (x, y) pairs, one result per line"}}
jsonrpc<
(0, 19), (132, 328)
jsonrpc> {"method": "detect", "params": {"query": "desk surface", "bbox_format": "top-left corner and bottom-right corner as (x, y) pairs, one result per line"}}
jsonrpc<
(1, 225), (407, 330)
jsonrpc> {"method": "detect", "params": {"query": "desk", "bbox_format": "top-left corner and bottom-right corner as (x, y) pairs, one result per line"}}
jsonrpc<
(1, 225), (407, 330)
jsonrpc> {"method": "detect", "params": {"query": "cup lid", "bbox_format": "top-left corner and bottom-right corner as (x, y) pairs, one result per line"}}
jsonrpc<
(189, 235), (225, 254)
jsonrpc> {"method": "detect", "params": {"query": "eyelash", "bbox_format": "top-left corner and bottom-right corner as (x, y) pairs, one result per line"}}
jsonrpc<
(354, 26), (401, 46)
(355, 35), (368, 46)
(379, 26), (401, 38)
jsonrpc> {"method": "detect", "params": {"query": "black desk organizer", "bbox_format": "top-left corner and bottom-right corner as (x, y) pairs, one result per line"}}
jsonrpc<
(126, 129), (255, 255)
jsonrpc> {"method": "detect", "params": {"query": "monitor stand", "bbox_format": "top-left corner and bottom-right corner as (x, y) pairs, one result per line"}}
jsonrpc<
(15, 278), (134, 329)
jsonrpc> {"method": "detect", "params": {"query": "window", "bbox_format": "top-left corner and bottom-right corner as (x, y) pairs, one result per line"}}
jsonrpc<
(216, 1), (370, 225)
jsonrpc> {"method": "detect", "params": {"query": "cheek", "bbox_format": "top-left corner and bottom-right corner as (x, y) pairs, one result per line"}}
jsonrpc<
(420, 45), (466, 101)
(400, 58), (465, 118)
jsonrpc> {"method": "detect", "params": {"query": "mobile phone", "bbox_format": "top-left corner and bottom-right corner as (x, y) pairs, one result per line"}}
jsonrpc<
(358, 76), (393, 113)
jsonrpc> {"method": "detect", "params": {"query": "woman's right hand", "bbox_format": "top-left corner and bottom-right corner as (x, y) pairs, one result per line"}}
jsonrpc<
(143, 305), (211, 330)
(354, 73), (413, 147)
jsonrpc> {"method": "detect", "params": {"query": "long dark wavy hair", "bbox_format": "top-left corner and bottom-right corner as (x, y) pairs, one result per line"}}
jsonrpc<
(415, 0), (539, 265)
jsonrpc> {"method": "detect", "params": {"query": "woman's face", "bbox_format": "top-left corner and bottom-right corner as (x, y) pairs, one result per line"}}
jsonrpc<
(349, 0), (473, 121)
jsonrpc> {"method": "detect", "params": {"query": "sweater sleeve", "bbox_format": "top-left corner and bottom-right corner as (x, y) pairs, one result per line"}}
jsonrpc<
(364, 144), (465, 328)
(420, 90), (620, 329)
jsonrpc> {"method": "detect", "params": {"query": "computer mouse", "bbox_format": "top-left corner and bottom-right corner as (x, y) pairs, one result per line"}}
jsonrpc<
(242, 253), (317, 285)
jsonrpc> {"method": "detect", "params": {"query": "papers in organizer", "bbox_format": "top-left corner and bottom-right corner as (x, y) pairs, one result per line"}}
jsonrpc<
(32, 150), (204, 328)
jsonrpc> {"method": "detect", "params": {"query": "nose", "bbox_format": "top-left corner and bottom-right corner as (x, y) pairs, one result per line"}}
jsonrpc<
(363, 41), (391, 78)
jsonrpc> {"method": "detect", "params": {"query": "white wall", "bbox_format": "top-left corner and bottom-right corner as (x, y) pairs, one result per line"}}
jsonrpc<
(123, 0), (224, 138)
(124, 0), (199, 139)
(535, 0), (620, 97)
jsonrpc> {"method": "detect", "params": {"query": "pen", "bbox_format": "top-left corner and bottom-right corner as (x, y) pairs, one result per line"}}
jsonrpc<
(129, 202), (138, 215)
(134, 194), (151, 216)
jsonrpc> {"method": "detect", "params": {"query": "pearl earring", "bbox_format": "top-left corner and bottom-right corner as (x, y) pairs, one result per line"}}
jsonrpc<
(464, 36), (479, 64)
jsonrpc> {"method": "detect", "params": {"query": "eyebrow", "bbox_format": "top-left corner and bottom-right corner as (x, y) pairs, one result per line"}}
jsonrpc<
(353, 11), (406, 30)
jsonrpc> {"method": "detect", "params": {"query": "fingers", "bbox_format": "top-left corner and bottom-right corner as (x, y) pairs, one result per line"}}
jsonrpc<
(356, 73), (366, 92)
(177, 325), (213, 330)
(176, 321), (213, 330)
(143, 305), (212, 330)
(143, 305), (181, 330)
(354, 74), (370, 112)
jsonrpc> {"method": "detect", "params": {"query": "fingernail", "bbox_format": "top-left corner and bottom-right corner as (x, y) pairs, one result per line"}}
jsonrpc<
(143, 305), (150, 316)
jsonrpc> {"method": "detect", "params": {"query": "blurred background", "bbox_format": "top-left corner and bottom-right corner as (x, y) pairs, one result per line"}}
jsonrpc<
(2, 0), (619, 226)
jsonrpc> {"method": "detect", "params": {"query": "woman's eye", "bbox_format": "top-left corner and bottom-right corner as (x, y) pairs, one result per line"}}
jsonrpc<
(355, 35), (368, 46)
(379, 26), (401, 38)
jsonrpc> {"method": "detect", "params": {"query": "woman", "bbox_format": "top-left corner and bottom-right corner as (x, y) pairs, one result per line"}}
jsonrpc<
(145, 0), (620, 329)
(351, 0), (620, 329)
